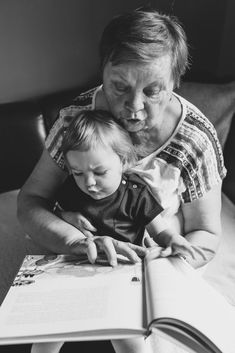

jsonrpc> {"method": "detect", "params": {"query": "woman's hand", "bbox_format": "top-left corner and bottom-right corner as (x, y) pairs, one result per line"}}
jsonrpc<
(144, 233), (206, 262)
(60, 211), (97, 238)
(158, 234), (207, 261)
(69, 235), (148, 267)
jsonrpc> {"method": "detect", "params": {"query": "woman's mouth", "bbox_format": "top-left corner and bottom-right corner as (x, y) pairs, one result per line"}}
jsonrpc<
(121, 118), (145, 132)
(118, 110), (147, 132)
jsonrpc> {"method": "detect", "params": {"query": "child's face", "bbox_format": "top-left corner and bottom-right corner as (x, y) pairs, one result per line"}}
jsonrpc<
(66, 145), (123, 200)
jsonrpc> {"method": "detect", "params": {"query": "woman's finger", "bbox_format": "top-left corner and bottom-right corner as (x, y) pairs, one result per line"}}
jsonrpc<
(82, 229), (95, 239)
(192, 246), (207, 261)
(61, 211), (97, 233)
(171, 244), (195, 260)
(79, 214), (97, 232)
(183, 246), (196, 260)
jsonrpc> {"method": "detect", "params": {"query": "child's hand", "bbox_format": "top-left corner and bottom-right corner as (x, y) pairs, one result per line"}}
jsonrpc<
(160, 234), (206, 261)
(71, 235), (148, 267)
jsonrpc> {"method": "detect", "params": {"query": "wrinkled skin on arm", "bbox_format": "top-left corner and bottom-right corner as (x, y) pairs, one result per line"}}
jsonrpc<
(17, 148), (83, 253)
(181, 183), (222, 268)
(145, 183), (222, 268)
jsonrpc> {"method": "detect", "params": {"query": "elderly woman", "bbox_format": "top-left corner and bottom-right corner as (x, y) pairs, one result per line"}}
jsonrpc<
(18, 10), (225, 277)
(18, 8), (226, 353)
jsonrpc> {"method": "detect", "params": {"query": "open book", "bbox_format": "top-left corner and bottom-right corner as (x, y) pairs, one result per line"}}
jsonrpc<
(0, 251), (235, 353)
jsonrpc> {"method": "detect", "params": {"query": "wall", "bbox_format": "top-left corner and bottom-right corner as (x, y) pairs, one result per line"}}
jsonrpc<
(217, 0), (235, 80)
(154, 0), (232, 82)
(0, 0), (234, 103)
(0, 0), (144, 103)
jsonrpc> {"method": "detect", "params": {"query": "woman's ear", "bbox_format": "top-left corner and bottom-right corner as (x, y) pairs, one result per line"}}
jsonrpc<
(63, 155), (73, 175)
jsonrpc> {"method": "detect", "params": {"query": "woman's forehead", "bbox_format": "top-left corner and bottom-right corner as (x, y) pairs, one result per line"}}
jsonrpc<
(104, 56), (173, 86)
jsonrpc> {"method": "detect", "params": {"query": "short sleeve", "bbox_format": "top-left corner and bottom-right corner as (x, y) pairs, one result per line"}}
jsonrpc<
(135, 185), (163, 225)
(45, 86), (98, 170)
(179, 110), (227, 203)
(45, 106), (83, 170)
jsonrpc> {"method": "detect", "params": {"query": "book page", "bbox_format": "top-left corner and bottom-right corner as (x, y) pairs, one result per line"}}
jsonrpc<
(0, 255), (146, 344)
(144, 252), (235, 353)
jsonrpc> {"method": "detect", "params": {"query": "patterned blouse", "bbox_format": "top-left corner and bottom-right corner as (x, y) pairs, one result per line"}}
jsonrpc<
(45, 85), (226, 222)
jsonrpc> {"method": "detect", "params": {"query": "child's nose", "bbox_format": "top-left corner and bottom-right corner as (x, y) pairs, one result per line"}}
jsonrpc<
(85, 174), (96, 187)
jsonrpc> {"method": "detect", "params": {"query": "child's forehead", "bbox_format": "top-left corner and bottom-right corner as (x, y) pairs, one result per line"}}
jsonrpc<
(66, 145), (121, 170)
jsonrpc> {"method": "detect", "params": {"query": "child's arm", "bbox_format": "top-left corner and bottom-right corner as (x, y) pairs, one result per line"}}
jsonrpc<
(146, 214), (206, 261)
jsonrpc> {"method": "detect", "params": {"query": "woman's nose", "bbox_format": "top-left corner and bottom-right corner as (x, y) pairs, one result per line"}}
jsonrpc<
(125, 91), (144, 112)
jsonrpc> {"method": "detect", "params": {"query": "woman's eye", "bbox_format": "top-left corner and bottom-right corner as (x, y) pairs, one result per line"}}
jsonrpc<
(144, 89), (161, 99)
(114, 83), (127, 92)
(73, 172), (83, 177)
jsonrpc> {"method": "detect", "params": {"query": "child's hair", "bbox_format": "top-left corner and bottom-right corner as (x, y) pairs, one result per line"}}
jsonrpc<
(61, 109), (137, 170)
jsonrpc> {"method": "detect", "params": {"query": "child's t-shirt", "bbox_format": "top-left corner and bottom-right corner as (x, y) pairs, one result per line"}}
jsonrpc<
(56, 173), (163, 245)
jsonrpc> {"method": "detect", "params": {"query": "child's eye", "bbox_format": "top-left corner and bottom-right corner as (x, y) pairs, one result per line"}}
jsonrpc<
(95, 170), (107, 176)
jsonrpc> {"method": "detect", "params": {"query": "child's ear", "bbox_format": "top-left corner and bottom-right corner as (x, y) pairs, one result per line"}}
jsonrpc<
(121, 158), (129, 172)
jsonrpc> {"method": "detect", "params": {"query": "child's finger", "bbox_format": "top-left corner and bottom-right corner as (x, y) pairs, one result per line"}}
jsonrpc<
(160, 247), (172, 257)
(86, 238), (98, 264)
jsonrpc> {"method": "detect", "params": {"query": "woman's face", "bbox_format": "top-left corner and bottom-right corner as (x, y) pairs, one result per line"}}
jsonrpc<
(102, 55), (174, 133)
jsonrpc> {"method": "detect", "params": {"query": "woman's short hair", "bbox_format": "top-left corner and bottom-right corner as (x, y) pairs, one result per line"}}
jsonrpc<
(61, 110), (137, 170)
(99, 9), (189, 87)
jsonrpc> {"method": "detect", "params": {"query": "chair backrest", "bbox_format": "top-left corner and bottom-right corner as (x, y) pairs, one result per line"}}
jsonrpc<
(0, 101), (46, 193)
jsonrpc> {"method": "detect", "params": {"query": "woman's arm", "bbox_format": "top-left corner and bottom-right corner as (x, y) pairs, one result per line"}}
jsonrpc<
(146, 214), (206, 262)
(145, 184), (222, 268)
(181, 183), (222, 268)
(17, 148), (88, 253)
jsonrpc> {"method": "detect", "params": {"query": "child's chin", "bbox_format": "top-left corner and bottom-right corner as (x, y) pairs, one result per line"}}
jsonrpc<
(88, 190), (111, 200)
(88, 191), (103, 200)
(90, 194), (102, 200)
